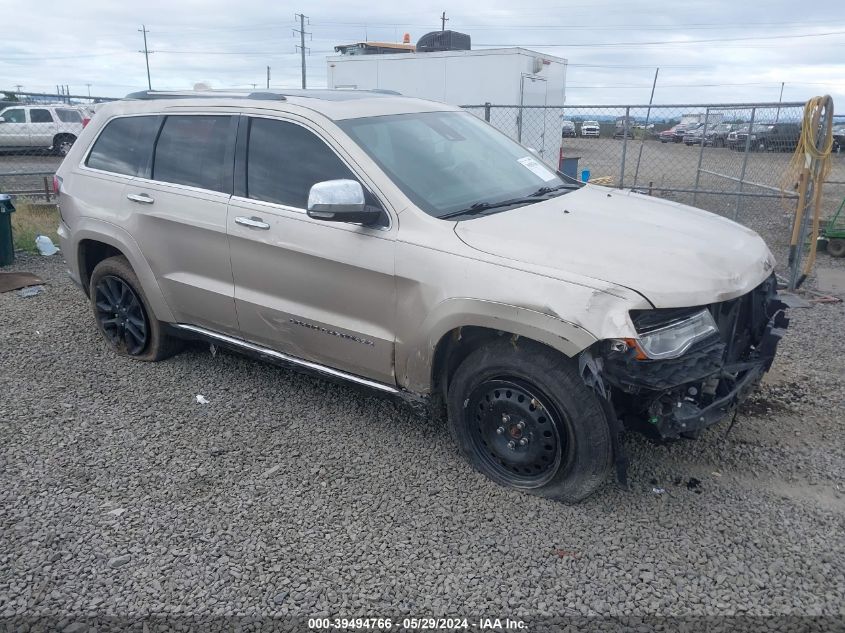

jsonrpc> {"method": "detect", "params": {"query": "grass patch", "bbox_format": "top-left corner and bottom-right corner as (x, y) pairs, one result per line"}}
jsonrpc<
(10, 199), (60, 254)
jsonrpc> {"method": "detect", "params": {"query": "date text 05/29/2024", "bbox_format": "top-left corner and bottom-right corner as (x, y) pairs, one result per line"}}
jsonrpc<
(307, 617), (527, 630)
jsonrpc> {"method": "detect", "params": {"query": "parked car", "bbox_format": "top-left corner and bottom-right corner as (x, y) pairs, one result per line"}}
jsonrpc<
(683, 123), (734, 147)
(55, 89), (788, 502)
(832, 124), (845, 152)
(561, 120), (577, 138)
(727, 122), (801, 152)
(674, 122), (702, 143)
(0, 104), (86, 155)
(580, 120), (600, 138)
(659, 124), (686, 143)
(612, 125), (634, 140)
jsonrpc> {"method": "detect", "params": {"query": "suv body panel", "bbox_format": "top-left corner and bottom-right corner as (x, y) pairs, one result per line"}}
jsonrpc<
(56, 93), (779, 399)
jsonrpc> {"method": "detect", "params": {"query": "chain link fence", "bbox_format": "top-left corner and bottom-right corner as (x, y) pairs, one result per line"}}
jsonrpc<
(0, 91), (115, 201)
(462, 101), (845, 274)
(2, 90), (842, 275)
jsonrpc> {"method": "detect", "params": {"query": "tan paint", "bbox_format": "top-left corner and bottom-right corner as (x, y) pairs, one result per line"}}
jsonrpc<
(56, 94), (775, 396)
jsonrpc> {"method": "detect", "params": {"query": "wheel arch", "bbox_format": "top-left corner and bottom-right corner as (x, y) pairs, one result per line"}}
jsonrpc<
(398, 298), (598, 395)
(72, 223), (174, 323)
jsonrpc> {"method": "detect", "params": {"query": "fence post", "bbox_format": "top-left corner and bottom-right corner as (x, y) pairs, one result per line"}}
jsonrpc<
(619, 106), (630, 189)
(516, 107), (523, 143)
(484, 102), (491, 123)
(734, 107), (756, 221)
(692, 107), (711, 206)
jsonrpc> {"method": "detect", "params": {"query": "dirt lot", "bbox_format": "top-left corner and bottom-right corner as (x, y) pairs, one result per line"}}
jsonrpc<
(1, 244), (844, 630)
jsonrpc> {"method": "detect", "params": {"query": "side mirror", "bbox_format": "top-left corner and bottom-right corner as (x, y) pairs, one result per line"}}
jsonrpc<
(307, 179), (382, 226)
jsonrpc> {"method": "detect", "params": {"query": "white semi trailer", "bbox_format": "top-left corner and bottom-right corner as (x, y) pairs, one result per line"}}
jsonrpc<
(327, 47), (567, 163)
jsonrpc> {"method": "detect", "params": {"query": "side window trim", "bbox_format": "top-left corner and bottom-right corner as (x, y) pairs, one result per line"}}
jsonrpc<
(147, 113), (237, 195)
(81, 114), (164, 179)
(240, 115), (387, 216)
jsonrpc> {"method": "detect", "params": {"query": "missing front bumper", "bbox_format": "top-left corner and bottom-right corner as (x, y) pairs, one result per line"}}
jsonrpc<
(586, 277), (789, 439)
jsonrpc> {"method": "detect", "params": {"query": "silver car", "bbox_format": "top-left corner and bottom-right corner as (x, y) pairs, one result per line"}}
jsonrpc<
(55, 90), (788, 502)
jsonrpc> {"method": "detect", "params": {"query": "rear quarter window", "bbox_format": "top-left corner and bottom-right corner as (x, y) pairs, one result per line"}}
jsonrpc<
(56, 109), (82, 123)
(86, 116), (162, 177)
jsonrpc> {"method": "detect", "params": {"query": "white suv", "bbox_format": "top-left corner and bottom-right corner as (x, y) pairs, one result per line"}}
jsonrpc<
(0, 104), (87, 155)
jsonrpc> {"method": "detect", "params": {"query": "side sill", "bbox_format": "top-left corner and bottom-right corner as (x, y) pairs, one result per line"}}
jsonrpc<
(171, 323), (400, 394)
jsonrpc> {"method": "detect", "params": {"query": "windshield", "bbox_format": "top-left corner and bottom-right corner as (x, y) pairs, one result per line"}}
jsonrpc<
(339, 111), (574, 219)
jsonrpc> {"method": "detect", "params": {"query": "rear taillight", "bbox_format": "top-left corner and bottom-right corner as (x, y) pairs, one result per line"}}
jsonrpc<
(53, 175), (62, 194)
(82, 117), (91, 128)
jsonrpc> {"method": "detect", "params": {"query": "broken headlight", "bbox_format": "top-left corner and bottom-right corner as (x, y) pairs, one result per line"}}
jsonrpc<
(629, 308), (718, 360)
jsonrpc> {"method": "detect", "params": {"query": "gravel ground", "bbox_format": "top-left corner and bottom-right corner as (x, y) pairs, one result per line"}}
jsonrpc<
(1, 252), (844, 632)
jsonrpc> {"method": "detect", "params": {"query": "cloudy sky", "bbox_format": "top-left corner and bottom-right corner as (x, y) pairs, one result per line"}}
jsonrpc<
(3, 0), (844, 105)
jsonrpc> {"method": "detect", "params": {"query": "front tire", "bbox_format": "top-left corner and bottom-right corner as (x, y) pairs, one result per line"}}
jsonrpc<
(89, 256), (182, 361)
(446, 339), (612, 503)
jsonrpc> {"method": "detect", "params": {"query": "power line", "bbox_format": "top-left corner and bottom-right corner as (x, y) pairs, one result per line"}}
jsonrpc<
(476, 29), (845, 48)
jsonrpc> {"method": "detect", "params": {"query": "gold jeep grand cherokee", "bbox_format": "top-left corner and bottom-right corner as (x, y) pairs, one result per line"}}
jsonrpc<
(55, 89), (788, 502)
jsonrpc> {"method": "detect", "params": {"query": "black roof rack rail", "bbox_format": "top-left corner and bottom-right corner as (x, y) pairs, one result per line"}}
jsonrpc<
(125, 90), (286, 101)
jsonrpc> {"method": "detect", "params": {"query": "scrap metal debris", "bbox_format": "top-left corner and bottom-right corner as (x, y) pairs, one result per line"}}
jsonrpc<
(195, 394), (210, 405)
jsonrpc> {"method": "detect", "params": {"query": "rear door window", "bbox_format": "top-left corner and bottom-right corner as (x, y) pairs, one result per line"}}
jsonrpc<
(86, 115), (162, 177)
(152, 115), (232, 192)
(246, 118), (355, 208)
(30, 109), (53, 123)
(56, 109), (82, 123)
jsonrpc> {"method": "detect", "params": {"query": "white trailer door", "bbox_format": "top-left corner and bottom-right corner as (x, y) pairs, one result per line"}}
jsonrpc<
(518, 74), (548, 159)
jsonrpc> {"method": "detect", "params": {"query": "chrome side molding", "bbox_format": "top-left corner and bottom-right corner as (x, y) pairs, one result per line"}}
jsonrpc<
(172, 323), (399, 394)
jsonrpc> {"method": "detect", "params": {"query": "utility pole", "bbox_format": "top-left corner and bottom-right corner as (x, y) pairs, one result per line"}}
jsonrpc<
(775, 82), (785, 123)
(14, 84), (23, 96)
(86, 83), (92, 98)
(440, 11), (448, 31)
(65, 85), (70, 103)
(294, 13), (310, 89)
(632, 67), (660, 188)
(266, 66), (271, 89)
(139, 25), (153, 90)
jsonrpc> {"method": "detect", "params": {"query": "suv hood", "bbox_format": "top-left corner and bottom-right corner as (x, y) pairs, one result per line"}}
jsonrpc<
(453, 185), (775, 308)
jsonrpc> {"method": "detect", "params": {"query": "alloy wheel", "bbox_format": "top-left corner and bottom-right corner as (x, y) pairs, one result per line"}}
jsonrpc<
(94, 275), (148, 355)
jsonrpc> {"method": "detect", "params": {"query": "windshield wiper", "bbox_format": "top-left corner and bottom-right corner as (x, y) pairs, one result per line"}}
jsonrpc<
(529, 183), (579, 197)
(439, 197), (538, 220)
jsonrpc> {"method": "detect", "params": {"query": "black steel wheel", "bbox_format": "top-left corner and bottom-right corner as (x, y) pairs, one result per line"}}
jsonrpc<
(466, 378), (565, 488)
(447, 338), (612, 502)
(94, 275), (149, 355)
(89, 255), (182, 361)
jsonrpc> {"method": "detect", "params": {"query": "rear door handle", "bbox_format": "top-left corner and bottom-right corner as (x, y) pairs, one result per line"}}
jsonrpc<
(127, 193), (154, 204)
(235, 216), (271, 230)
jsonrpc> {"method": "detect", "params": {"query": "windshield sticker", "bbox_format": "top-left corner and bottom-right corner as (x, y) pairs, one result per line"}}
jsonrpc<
(517, 156), (557, 181)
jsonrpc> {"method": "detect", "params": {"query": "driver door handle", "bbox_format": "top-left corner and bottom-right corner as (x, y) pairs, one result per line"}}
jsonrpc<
(126, 193), (154, 204)
(235, 216), (271, 230)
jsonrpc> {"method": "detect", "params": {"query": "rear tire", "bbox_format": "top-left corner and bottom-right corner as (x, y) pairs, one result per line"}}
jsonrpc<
(89, 256), (182, 361)
(53, 134), (76, 156)
(828, 239), (845, 258)
(446, 339), (612, 503)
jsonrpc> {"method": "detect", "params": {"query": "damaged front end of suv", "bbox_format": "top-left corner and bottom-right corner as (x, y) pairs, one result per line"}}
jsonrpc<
(582, 275), (789, 441)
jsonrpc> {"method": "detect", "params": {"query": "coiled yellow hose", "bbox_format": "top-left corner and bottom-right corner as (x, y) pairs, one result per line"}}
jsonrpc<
(783, 95), (834, 287)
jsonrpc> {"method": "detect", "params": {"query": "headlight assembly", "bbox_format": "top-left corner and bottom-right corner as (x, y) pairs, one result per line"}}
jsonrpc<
(626, 309), (718, 360)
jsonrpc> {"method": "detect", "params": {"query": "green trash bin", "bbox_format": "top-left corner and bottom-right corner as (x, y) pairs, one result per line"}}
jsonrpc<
(0, 194), (16, 267)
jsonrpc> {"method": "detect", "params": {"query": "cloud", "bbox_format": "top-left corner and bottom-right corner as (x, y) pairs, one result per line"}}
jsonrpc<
(1, 0), (843, 106)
